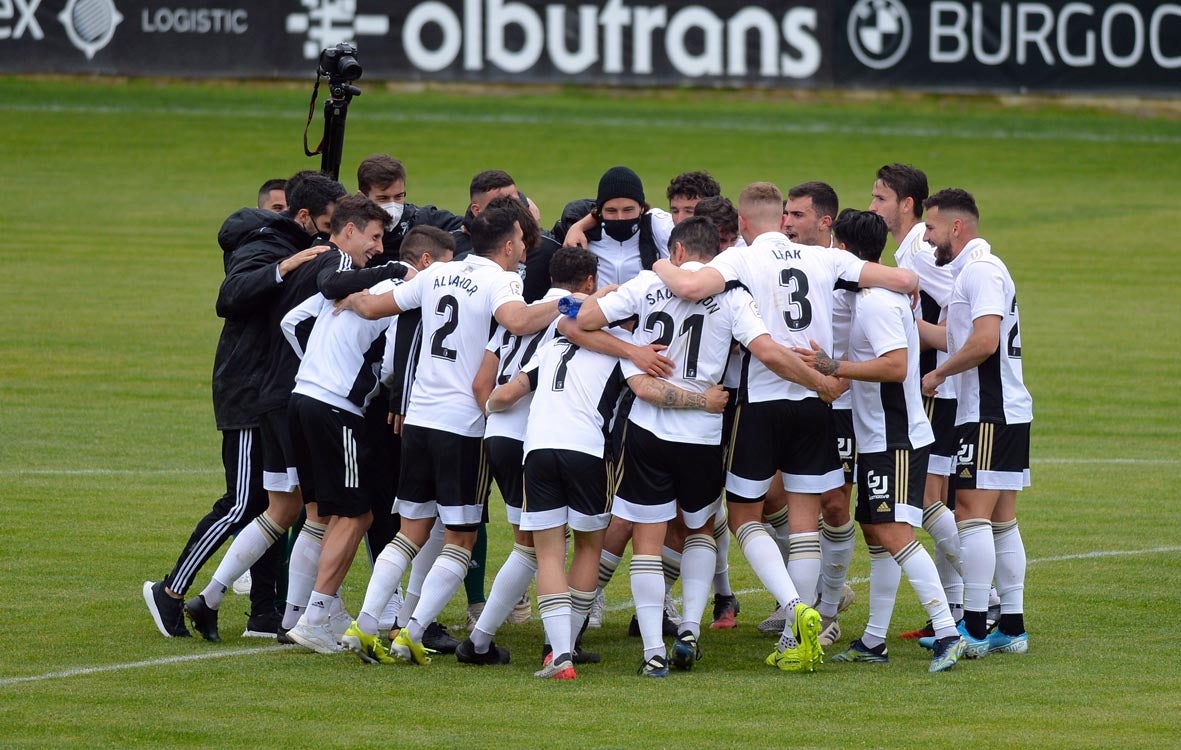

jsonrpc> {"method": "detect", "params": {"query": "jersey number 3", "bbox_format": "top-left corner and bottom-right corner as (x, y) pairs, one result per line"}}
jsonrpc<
(779, 268), (813, 331)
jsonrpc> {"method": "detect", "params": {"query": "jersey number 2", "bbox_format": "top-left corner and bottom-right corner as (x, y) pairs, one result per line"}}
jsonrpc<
(430, 295), (460, 361)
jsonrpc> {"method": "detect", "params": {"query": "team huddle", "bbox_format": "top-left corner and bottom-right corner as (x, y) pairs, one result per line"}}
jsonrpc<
(143, 157), (1032, 679)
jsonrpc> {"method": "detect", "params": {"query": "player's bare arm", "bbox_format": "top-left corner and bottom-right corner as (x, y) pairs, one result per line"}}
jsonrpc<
(651, 258), (726, 301)
(487, 370), (533, 413)
(333, 288), (404, 319)
(628, 376), (729, 414)
(473, 351), (499, 414)
(917, 319), (948, 352)
(858, 263), (920, 295)
(494, 298), (565, 336)
(556, 317), (674, 378)
(574, 284), (621, 331)
(922, 314), (1002, 397)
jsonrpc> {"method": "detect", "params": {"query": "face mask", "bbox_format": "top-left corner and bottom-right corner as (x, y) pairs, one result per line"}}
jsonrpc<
(602, 218), (640, 243)
(381, 201), (404, 229)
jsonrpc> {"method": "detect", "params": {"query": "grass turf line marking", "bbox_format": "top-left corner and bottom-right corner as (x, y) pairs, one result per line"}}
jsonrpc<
(0, 645), (289, 687)
(4, 457), (1176, 477)
(5, 544), (1178, 687)
(3, 103), (1179, 146)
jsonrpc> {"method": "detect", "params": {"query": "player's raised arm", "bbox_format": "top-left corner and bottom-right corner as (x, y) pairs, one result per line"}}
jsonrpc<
(651, 258), (726, 302)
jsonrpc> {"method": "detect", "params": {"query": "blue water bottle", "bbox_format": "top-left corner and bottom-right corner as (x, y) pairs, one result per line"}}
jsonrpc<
(558, 296), (581, 318)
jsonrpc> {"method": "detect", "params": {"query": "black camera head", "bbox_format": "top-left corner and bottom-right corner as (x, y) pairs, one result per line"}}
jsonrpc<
(318, 43), (362, 82)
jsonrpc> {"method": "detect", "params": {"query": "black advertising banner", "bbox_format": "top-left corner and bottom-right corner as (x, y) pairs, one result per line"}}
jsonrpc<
(0, 0), (1177, 94)
(835, 0), (1181, 93)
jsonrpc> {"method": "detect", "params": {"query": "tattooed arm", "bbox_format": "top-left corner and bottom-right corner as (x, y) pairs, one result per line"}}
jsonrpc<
(627, 376), (729, 414)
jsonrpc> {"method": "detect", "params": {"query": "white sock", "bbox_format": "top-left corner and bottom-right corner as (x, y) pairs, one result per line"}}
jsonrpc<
(472, 545), (537, 651)
(763, 506), (791, 564)
(357, 533), (419, 635)
(661, 545), (682, 595)
(597, 549), (622, 591)
(958, 519), (995, 614)
(630, 555), (666, 657)
(992, 520), (1026, 615)
(923, 502), (963, 575)
(406, 544), (471, 643)
(711, 512), (733, 596)
(817, 520), (856, 618)
(786, 532), (821, 610)
(735, 522), (801, 619)
(935, 551), (964, 610)
(896, 541), (957, 640)
(305, 589), (334, 627)
(679, 534), (717, 639)
(282, 521), (325, 630)
(538, 593), (573, 661)
(569, 588), (596, 647)
(862, 545), (901, 650)
(203, 513), (285, 610)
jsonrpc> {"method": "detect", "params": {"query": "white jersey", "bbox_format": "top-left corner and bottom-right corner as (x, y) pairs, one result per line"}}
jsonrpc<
(945, 238), (1033, 425)
(586, 209), (673, 288)
(484, 287), (565, 442)
(394, 254), (526, 437)
(286, 278), (399, 417)
(708, 231), (866, 403)
(847, 287), (934, 453)
(894, 222), (957, 399)
(598, 263), (769, 445)
(522, 331), (627, 459)
(831, 287), (855, 410)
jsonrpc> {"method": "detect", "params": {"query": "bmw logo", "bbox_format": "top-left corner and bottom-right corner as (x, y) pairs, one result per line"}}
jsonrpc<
(847, 0), (912, 71)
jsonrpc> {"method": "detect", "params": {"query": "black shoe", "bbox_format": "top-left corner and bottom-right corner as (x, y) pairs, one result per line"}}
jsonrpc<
(143, 581), (190, 638)
(542, 643), (600, 665)
(276, 626), (295, 645)
(421, 621), (459, 654)
(712, 593), (741, 621)
(184, 595), (221, 642)
(627, 613), (677, 637)
(243, 609), (282, 638)
(456, 637), (511, 665)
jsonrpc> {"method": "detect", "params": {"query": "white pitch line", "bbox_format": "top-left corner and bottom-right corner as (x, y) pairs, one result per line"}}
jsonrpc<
(0, 645), (289, 687)
(3, 102), (1178, 145)
(3, 545), (1177, 687)
(4, 457), (1175, 477)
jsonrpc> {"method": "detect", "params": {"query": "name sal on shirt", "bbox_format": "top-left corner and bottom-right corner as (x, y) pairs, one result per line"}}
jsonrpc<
(646, 286), (720, 314)
(433, 273), (479, 296)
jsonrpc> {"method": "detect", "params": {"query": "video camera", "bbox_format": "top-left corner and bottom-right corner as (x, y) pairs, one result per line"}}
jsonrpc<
(304, 43), (363, 181)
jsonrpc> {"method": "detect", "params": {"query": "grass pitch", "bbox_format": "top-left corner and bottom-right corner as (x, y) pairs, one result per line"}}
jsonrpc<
(1, 77), (1179, 749)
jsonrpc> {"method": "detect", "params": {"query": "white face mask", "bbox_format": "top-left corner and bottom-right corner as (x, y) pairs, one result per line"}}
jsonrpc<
(381, 201), (404, 229)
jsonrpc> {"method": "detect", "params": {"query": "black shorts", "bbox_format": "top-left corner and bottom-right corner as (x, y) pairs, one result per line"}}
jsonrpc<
(721, 386), (739, 454)
(725, 399), (843, 500)
(855, 446), (929, 527)
(288, 393), (377, 518)
(614, 422), (723, 529)
(833, 408), (857, 486)
(485, 436), (524, 524)
(521, 449), (611, 532)
(925, 396), (958, 476)
(954, 421), (1031, 492)
(396, 424), (489, 528)
(259, 407), (298, 492)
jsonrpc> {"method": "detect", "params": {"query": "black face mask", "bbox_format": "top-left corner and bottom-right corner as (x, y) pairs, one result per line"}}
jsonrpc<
(602, 218), (640, 243)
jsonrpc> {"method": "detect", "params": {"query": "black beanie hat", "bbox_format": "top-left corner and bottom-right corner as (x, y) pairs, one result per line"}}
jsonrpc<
(597, 166), (645, 206)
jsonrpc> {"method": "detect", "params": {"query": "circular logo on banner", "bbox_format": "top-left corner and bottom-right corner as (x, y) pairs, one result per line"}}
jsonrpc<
(58, 0), (123, 60)
(847, 0), (911, 70)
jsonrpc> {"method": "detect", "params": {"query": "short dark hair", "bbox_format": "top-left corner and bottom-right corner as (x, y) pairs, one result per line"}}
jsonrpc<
(287, 173), (347, 219)
(876, 164), (929, 219)
(787, 181), (839, 221)
(357, 154), (407, 195)
(832, 209), (888, 263)
(485, 194), (539, 249)
(400, 225), (455, 264)
(470, 203), (521, 256)
(283, 170), (323, 201)
(549, 246), (598, 290)
(668, 216), (720, 261)
(923, 188), (979, 220)
(329, 195), (389, 235)
(691, 195), (738, 240)
(667, 171), (721, 202)
(469, 169), (515, 199)
(257, 178), (286, 203)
